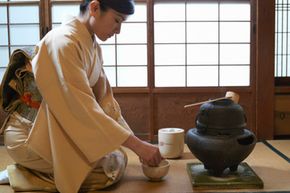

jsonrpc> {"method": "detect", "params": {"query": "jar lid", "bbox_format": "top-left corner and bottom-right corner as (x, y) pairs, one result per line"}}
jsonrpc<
(158, 128), (184, 134)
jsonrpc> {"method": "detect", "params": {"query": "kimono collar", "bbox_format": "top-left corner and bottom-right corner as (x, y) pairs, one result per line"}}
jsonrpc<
(62, 16), (96, 48)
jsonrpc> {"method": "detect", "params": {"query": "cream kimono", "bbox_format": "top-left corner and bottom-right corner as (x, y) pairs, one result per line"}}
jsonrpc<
(15, 17), (132, 193)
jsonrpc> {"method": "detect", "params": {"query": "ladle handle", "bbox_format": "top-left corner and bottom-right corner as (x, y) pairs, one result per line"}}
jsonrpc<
(184, 96), (232, 108)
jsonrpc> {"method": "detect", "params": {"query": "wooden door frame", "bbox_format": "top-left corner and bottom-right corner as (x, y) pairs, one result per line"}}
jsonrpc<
(255, 0), (275, 139)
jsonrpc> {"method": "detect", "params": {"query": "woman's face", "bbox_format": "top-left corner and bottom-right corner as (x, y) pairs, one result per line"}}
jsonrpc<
(92, 7), (128, 41)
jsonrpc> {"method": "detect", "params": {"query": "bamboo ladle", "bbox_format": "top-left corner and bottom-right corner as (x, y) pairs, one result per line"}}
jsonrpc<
(184, 91), (240, 109)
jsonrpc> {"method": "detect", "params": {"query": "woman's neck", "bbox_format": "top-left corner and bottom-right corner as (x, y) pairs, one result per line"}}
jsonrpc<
(77, 14), (94, 36)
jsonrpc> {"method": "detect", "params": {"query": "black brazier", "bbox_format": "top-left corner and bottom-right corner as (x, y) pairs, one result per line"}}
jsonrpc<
(186, 99), (256, 176)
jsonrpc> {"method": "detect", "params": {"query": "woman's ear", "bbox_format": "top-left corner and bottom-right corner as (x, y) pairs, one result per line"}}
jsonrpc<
(88, 0), (100, 17)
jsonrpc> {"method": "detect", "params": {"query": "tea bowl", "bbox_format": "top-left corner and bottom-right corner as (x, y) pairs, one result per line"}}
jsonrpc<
(142, 159), (170, 181)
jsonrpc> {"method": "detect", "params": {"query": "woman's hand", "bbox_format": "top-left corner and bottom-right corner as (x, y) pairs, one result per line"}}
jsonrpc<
(138, 141), (163, 166)
(122, 134), (163, 166)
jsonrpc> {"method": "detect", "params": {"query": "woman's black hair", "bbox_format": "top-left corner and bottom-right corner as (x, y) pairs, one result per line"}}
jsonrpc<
(80, 0), (92, 14)
(80, 0), (134, 15)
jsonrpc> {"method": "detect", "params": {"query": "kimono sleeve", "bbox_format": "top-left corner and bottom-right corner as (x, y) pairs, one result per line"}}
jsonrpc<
(92, 68), (133, 134)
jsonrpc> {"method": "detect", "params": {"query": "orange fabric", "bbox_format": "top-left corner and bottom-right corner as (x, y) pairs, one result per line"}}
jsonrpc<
(20, 93), (40, 109)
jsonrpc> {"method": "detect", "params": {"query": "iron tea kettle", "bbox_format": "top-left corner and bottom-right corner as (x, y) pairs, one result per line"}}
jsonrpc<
(186, 98), (256, 176)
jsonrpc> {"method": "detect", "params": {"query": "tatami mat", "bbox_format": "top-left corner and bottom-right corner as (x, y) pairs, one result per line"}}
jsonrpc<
(267, 140), (290, 158)
(1, 140), (290, 193)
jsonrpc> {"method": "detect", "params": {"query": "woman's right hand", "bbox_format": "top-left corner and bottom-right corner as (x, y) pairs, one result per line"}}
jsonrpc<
(138, 141), (163, 166)
(122, 134), (163, 166)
